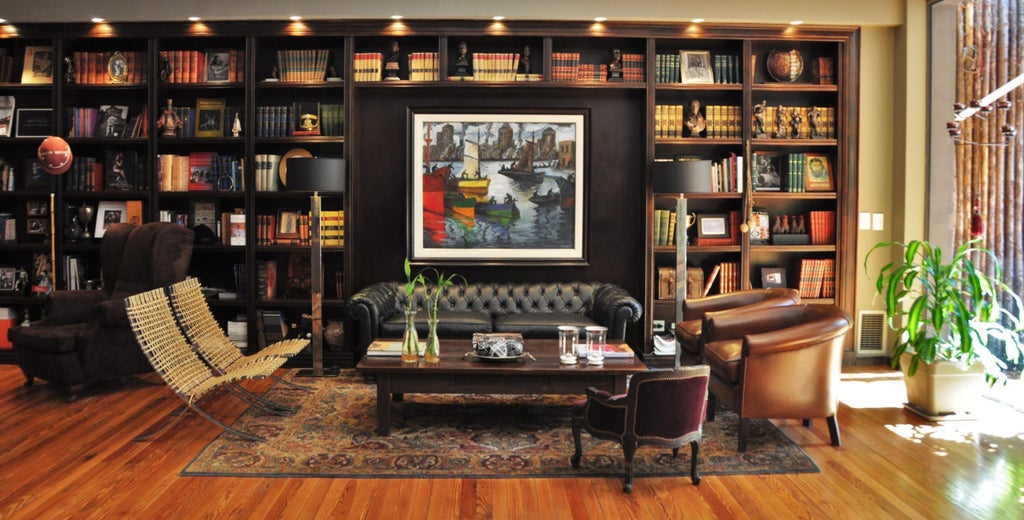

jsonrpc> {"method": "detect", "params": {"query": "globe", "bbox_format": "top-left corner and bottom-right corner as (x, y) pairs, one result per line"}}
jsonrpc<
(37, 136), (73, 175)
(766, 49), (804, 82)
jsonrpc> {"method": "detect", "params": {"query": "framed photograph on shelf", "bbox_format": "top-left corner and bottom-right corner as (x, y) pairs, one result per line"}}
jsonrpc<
(409, 109), (586, 264)
(26, 218), (48, 235)
(23, 160), (52, 190)
(189, 200), (219, 230)
(761, 267), (788, 289)
(804, 153), (835, 191)
(95, 201), (127, 238)
(26, 200), (48, 216)
(276, 209), (300, 242)
(696, 214), (729, 238)
(15, 108), (53, 138)
(195, 98), (226, 137)
(21, 46), (54, 84)
(680, 50), (714, 84)
(205, 50), (231, 83)
(107, 51), (128, 83)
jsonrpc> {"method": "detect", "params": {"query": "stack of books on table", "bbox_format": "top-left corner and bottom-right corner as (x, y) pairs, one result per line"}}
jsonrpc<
(578, 343), (634, 358)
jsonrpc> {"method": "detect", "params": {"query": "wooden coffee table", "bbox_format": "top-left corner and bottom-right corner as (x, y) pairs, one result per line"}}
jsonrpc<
(356, 338), (648, 435)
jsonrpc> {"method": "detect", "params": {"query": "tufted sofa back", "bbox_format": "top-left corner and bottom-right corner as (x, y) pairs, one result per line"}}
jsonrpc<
(393, 281), (603, 318)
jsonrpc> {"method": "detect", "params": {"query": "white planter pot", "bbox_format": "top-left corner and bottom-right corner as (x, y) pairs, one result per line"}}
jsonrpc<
(901, 353), (986, 417)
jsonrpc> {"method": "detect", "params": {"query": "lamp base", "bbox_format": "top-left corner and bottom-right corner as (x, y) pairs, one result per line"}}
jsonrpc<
(295, 367), (341, 378)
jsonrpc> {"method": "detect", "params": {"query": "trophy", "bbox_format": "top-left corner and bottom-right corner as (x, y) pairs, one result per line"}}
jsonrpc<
(79, 204), (95, 240)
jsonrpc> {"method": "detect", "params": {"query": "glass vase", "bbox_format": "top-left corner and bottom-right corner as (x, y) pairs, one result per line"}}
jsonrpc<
(401, 309), (419, 363)
(424, 315), (441, 363)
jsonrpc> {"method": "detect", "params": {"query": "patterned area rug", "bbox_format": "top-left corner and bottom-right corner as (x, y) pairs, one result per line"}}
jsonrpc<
(183, 370), (819, 478)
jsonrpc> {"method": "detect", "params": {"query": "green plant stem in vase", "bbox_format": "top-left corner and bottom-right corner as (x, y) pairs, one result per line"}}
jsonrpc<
(401, 309), (420, 363)
(424, 315), (441, 363)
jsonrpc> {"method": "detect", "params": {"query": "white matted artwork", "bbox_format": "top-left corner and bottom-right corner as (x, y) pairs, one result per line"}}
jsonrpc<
(95, 201), (127, 238)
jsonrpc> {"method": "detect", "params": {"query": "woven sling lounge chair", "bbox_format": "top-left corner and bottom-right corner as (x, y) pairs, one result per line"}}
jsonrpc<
(125, 287), (293, 442)
(166, 278), (312, 391)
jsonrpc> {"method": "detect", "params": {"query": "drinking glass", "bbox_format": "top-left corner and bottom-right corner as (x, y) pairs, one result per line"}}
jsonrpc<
(585, 326), (608, 365)
(557, 325), (579, 365)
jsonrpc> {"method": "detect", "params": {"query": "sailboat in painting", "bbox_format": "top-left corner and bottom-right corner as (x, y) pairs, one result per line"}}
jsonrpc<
(497, 139), (544, 183)
(455, 140), (490, 200)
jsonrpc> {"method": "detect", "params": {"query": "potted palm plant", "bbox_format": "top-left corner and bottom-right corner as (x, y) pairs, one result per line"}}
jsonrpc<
(866, 239), (1024, 417)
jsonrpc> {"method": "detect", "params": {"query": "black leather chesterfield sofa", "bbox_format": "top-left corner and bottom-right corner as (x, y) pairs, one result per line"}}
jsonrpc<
(349, 281), (642, 358)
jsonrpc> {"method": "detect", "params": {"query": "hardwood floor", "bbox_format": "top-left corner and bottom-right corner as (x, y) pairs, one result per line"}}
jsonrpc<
(0, 363), (1020, 519)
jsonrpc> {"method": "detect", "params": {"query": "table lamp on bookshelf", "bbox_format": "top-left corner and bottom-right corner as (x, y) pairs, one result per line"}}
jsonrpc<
(286, 157), (345, 377)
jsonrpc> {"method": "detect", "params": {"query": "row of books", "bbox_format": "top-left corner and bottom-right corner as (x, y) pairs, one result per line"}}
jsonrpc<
(652, 209), (678, 247)
(550, 52), (644, 82)
(62, 151), (148, 192)
(253, 154), (283, 192)
(71, 51), (147, 84)
(320, 209), (345, 246)
(795, 258), (836, 299)
(0, 50), (13, 83)
(759, 105), (836, 140)
(808, 210), (837, 245)
(254, 213), (311, 245)
(751, 151), (833, 192)
(157, 152), (243, 192)
(255, 103), (343, 137)
(61, 255), (90, 290)
(408, 52), (440, 81)
(467, 52), (522, 81)
(654, 53), (742, 84)
(67, 105), (148, 138)
(703, 261), (741, 296)
(0, 160), (14, 191)
(276, 49), (331, 82)
(352, 52), (384, 82)
(654, 104), (742, 139)
(159, 49), (244, 83)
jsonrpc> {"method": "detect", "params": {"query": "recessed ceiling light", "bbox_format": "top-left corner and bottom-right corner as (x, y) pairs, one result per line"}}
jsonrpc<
(91, 17), (105, 23)
(0, 18), (6, 23)
(390, 15), (403, 20)
(691, 18), (705, 23)
(492, 16), (505, 21)
(790, 20), (804, 25)
(593, 17), (607, 22)
(188, 16), (201, 22)
(289, 16), (302, 21)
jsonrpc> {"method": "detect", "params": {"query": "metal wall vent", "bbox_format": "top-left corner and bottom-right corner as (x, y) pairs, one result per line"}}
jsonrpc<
(855, 310), (888, 356)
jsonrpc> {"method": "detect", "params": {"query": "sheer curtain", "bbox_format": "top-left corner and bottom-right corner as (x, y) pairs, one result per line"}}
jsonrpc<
(955, 0), (1023, 369)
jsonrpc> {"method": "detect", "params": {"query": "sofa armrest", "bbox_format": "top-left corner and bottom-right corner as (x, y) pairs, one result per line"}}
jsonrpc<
(43, 290), (108, 325)
(95, 299), (130, 328)
(591, 284), (642, 341)
(349, 282), (403, 349)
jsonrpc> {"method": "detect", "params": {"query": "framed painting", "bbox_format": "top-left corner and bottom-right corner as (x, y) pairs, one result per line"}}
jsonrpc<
(804, 153), (834, 191)
(95, 200), (127, 238)
(21, 46), (54, 84)
(276, 209), (300, 242)
(409, 109), (586, 264)
(697, 214), (729, 238)
(680, 50), (714, 84)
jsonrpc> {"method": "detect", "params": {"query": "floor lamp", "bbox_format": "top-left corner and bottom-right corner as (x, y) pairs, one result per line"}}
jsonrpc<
(286, 157), (345, 377)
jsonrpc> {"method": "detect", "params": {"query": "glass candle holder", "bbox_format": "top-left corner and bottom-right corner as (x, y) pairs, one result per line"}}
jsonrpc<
(585, 325), (608, 365)
(557, 325), (579, 365)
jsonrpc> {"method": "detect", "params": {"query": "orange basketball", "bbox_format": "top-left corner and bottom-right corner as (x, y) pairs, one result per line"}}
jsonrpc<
(37, 136), (73, 175)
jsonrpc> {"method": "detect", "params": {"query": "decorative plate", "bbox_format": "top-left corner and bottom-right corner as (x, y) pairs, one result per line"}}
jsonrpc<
(279, 148), (312, 186)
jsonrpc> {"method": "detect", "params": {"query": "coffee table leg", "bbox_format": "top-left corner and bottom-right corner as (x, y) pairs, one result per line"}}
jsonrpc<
(376, 374), (392, 436)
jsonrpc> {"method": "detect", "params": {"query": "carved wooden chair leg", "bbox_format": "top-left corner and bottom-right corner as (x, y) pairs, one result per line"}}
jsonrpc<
(706, 393), (718, 421)
(570, 418), (584, 468)
(738, 417), (750, 452)
(690, 440), (702, 485)
(621, 434), (638, 493)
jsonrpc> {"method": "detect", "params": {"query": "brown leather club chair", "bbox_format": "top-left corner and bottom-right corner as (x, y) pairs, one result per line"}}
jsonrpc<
(675, 288), (801, 364)
(8, 222), (194, 401)
(571, 365), (711, 493)
(700, 304), (851, 452)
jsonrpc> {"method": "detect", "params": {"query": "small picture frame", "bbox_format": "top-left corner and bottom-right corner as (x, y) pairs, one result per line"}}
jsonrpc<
(680, 50), (714, 84)
(107, 51), (128, 83)
(697, 214), (729, 238)
(26, 200), (48, 216)
(0, 266), (27, 294)
(190, 200), (219, 230)
(205, 50), (231, 82)
(21, 46), (54, 84)
(23, 160), (52, 190)
(804, 153), (835, 191)
(195, 98), (226, 138)
(95, 201), (127, 238)
(761, 267), (788, 289)
(15, 108), (53, 138)
(26, 218), (48, 235)
(277, 210), (300, 241)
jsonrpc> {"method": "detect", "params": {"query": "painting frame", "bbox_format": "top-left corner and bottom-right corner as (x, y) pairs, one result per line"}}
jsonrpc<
(276, 209), (300, 241)
(15, 108), (53, 138)
(205, 49), (231, 83)
(761, 267), (788, 289)
(409, 109), (587, 264)
(697, 214), (729, 238)
(21, 46), (54, 84)
(804, 153), (835, 191)
(680, 50), (714, 85)
(95, 200), (127, 238)
(195, 98), (226, 138)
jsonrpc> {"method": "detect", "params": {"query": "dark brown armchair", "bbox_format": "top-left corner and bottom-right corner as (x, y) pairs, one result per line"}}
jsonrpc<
(674, 288), (800, 364)
(571, 365), (710, 493)
(8, 222), (194, 400)
(700, 304), (851, 451)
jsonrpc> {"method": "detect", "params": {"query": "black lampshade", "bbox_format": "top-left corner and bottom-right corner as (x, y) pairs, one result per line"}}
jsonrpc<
(652, 160), (713, 193)
(286, 157), (346, 192)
